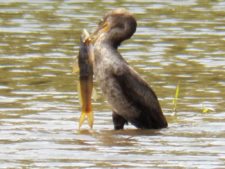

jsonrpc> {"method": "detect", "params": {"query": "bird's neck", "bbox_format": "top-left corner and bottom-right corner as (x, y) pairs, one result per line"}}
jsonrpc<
(95, 32), (121, 49)
(93, 40), (124, 65)
(94, 40), (118, 55)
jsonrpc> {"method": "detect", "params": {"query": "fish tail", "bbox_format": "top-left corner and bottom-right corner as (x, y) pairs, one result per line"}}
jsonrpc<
(78, 111), (94, 129)
(79, 112), (86, 129)
(87, 111), (94, 129)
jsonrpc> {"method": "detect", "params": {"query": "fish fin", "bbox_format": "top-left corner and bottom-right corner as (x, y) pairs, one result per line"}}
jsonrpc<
(77, 81), (82, 106)
(78, 111), (94, 129)
(87, 111), (94, 129)
(79, 112), (86, 129)
(72, 56), (79, 74)
(92, 87), (98, 101)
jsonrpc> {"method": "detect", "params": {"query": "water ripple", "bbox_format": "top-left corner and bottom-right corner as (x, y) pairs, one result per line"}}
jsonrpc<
(0, 0), (225, 168)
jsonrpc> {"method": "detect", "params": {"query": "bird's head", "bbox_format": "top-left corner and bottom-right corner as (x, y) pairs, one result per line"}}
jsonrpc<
(92, 8), (137, 48)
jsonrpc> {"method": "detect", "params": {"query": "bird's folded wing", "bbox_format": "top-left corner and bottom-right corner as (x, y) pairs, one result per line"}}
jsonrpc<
(113, 66), (166, 123)
(114, 67), (159, 109)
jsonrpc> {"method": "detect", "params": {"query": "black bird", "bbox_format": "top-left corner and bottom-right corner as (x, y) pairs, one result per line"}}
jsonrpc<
(92, 8), (168, 130)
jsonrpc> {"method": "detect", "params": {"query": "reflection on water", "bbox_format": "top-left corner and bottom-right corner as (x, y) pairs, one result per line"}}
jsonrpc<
(0, 0), (225, 168)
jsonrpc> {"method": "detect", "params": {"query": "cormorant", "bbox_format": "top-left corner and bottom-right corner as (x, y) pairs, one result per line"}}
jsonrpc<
(92, 8), (168, 130)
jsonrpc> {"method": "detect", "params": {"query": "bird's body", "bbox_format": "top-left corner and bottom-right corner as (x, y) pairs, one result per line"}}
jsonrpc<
(92, 8), (168, 129)
(94, 43), (139, 120)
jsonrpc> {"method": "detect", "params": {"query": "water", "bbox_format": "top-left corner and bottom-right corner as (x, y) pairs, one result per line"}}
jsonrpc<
(0, 0), (225, 168)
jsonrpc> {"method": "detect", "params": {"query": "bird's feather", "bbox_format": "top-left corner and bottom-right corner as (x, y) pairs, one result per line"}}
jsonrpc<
(113, 66), (167, 129)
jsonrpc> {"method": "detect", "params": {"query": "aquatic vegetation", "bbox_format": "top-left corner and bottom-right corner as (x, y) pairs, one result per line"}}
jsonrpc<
(201, 104), (215, 113)
(172, 81), (180, 115)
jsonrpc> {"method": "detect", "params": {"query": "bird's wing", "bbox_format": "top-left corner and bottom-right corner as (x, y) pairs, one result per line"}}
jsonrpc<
(113, 66), (167, 128)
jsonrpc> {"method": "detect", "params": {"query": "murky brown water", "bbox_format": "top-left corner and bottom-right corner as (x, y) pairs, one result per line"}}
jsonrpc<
(0, 0), (225, 168)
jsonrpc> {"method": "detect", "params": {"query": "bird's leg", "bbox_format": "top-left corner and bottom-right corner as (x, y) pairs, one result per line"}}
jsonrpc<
(112, 111), (127, 130)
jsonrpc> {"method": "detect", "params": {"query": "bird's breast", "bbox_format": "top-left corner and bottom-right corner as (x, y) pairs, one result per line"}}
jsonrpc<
(93, 45), (140, 119)
(94, 62), (140, 120)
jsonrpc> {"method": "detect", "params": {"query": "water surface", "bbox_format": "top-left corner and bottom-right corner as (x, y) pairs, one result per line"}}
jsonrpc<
(0, 0), (225, 168)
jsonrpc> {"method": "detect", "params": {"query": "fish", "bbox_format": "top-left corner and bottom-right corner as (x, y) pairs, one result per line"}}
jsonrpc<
(77, 29), (94, 129)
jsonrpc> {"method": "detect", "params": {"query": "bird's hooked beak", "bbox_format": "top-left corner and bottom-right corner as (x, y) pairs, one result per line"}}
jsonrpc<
(90, 21), (110, 42)
(101, 21), (110, 32)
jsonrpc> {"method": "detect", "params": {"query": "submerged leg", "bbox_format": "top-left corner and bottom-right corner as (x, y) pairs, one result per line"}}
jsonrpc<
(112, 111), (128, 130)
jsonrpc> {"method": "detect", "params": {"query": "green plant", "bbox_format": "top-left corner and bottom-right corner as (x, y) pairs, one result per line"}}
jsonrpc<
(172, 81), (180, 115)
